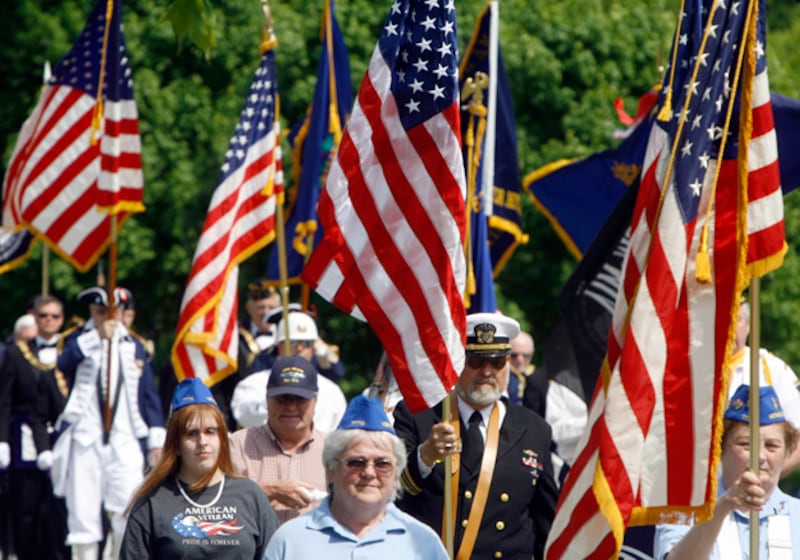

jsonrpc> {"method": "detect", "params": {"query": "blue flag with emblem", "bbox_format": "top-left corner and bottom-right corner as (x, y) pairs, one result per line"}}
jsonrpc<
(525, 91), (800, 261)
(266, 0), (352, 283)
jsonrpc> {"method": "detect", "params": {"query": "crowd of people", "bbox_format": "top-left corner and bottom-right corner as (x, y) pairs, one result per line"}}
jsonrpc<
(1, 281), (799, 559)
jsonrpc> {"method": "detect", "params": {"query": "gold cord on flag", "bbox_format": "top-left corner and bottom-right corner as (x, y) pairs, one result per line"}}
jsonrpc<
(657, 0), (686, 121)
(91, 0), (115, 147)
(695, 0), (757, 284)
(460, 72), (489, 308)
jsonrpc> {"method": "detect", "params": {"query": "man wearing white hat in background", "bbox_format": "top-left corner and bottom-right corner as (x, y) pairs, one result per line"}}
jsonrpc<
(53, 287), (165, 560)
(394, 312), (559, 560)
(230, 311), (346, 433)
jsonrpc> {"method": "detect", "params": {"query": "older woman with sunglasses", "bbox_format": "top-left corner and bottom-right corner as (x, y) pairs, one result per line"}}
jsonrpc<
(263, 396), (447, 560)
(121, 379), (279, 559)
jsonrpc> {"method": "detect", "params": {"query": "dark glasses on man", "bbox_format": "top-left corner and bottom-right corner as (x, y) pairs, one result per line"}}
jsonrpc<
(341, 457), (395, 475)
(37, 312), (62, 319)
(466, 355), (507, 370)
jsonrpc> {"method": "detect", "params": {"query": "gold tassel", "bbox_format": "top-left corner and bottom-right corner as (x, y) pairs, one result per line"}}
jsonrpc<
(695, 224), (712, 284)
(657, 89), (672, 122)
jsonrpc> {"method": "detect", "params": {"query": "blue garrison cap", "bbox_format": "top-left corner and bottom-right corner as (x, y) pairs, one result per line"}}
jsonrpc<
(337, 395), (395, 434)
(724, 384), (786, 425)
(172, 378), (219, 412)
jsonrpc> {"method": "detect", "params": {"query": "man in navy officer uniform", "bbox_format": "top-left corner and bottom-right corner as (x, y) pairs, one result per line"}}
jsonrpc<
(394, 312), (559, 560)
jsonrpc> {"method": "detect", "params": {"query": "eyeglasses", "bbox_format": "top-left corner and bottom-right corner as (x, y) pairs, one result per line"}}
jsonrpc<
(466, 355), (507, 370)
(37, 312), (62, 319)
(340, 457), (395, 475)
(510, 352), (532, 360)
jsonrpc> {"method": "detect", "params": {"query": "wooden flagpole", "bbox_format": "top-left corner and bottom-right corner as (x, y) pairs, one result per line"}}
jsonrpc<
(260, 0), (291, 355)
(748, 278), (761, 559)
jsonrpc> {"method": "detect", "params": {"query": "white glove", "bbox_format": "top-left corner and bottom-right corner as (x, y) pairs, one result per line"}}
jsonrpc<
(36, 450), (54, 471)
(314, 339), (339, 369)
(0, 442), (10, 469)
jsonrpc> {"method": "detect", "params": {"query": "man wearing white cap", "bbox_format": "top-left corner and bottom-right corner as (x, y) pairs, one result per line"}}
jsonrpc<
(394, 312), (559, 560)
(53, 287), (165, 560)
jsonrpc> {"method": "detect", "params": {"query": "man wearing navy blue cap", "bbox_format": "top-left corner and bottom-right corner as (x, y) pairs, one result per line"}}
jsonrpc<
(263, 395), (448, 559)
(655, 384), (800, 559)
(52, 286), (165, 560)
(394, 312), (559, 560)
(230, 356), (329, 524)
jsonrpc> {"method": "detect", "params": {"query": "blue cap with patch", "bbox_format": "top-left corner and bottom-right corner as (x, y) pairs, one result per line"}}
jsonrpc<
(337, 395), (395, 434)
(268, 355), (318, 399)
(172, 378), (219, 412)
(725, 384), (786, 425)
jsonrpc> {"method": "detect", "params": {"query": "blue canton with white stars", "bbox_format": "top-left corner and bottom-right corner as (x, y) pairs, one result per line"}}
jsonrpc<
(50, 0), (133, 102)
(219, 50), (278, 183)
(657, 0), (758, 223)
(217, 51), (278, 184)
(379, 0), (459, 130)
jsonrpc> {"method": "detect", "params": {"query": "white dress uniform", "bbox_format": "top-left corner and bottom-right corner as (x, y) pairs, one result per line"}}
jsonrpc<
(52, 321), (165, 558)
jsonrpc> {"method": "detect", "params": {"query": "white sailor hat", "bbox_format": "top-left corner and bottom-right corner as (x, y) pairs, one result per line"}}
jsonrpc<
(465, 313), (520, 357)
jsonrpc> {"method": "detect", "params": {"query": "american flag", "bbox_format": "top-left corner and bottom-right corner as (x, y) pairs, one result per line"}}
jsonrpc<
(545, 0), (784, 557)
(301, 0), (467, 413)
(171, 45), (283, 386)
(2, 0), (144, 272)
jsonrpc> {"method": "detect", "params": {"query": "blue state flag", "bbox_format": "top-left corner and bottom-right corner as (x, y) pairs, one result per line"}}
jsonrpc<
(526, 91), (800, 260)
(266, 0), (352, 283)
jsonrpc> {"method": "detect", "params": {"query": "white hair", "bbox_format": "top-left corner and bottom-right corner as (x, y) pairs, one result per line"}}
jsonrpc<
(323, 429), (407, 502)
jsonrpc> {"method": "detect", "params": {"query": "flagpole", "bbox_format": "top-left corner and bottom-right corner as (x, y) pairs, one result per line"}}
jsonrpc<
(260, 0), (291, 354)
(41, 246), (49, 296)
(482, 1), (499, 218)
(104, 214), (118, 438)
(40, 61), (52, 298)
(442, 393), (454, 559)
(748, 278), (761, 559)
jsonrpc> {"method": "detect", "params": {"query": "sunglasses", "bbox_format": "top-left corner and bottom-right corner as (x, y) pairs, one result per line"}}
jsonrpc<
(37, 312), (62, 319)
(510, 352), (532, 360)
(466, 355), (507, 370)
(341, 457), (395, 475)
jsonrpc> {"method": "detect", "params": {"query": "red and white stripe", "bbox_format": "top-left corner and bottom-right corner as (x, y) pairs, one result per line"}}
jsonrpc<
(745, 68), (784, 271)
(302, 42), (467, 413)
(171, 122), (283, 385)
(2, 85), (143, 271)
(545, 19), (783, 560)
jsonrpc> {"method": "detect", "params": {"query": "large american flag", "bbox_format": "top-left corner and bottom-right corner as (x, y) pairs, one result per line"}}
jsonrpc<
(302, 0), (467, 413)
(2, 0), (144, 272)
(545, 0), (784, 557)
(171, 44), (283, 385)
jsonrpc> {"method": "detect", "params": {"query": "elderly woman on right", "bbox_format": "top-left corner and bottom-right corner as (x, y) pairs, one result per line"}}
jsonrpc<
(654, 384), (800, 559)
(263, 395), (448, 559)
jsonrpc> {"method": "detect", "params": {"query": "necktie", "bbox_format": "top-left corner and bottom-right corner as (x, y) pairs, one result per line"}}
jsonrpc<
(461, 411), (484, 472)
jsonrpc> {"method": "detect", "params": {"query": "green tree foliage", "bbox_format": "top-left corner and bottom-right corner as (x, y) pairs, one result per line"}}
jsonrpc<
(3, 0), (800, 402)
